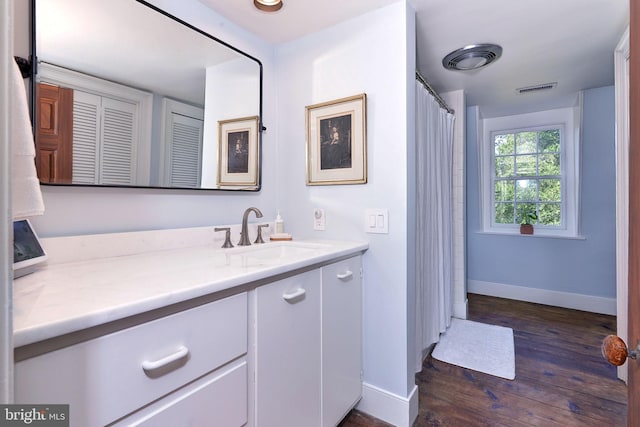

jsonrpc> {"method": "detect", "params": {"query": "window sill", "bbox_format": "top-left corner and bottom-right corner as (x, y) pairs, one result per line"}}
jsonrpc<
(475, 230), (586, 240)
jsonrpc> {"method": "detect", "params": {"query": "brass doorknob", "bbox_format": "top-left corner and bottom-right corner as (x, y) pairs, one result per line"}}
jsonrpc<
(601, 335), (638, 366)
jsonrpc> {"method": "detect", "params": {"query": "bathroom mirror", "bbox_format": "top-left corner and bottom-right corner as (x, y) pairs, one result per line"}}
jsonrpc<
(32, 0), (263, 191)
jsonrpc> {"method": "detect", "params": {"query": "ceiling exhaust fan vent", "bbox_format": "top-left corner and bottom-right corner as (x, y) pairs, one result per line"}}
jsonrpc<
(442, 44), (503, 71)
(517, 82), (557, 94)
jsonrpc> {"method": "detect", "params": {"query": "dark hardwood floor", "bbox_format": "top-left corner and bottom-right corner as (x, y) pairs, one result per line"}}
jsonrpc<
(339, 293), (627, 426)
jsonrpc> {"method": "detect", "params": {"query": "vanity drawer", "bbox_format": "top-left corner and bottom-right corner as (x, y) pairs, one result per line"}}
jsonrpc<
(15, 292), (248, 427)
(112, 360), (248, 427)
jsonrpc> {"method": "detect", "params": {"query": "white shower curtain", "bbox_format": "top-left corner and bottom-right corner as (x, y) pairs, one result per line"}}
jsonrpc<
(414, 80), (455, 373)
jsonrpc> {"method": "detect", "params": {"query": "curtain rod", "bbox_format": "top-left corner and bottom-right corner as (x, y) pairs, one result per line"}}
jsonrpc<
(415, 71), (454, 115)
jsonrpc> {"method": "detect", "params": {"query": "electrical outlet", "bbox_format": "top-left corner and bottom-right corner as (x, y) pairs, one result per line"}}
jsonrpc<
(313, 208), (326, 230)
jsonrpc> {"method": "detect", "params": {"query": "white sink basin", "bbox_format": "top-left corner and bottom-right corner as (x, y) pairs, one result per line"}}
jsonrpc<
(219, 242), (331, 268)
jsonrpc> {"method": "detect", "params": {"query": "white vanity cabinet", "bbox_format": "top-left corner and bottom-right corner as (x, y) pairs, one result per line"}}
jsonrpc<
(255, 269), (322, 426)
(13, 236), (366, 427)
(254, 255), (363, 427)
(321, 256), (363, 426)
(15, 292), (249, 427)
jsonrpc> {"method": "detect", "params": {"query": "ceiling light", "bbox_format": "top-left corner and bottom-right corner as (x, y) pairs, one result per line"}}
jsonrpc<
(442, 44), (502, 71)
(254, 0), (283, 12)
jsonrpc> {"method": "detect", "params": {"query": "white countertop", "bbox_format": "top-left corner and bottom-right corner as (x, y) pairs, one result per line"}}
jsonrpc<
(13, 234), (368, 348)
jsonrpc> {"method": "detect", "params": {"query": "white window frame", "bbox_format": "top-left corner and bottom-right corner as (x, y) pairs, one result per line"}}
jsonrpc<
(479, 105), (582, 238)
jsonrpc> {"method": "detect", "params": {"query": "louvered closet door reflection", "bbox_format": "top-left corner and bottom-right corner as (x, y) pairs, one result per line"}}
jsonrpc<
(100, 97), (137, 185)
(72, 91), (100, 184)
(72, 90), (138, 185)
(168, 113), (203, 188)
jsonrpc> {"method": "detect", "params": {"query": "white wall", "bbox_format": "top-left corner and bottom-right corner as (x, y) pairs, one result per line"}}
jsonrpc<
(465, 86), (617, 315)
(2, 0), (16, 404)
(274, 2), (417, 424)
(202, 58), (260, 187)
(441, 90), (468, 319)
(18, 0), (280, 237)
(17, 0), (419, 424)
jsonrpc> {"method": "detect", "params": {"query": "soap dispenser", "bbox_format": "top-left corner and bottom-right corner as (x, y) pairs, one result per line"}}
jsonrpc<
(275, 211), (284, 234)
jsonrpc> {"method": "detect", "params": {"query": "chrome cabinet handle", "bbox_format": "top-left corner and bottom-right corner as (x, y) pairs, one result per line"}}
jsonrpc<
(336, 270), (353, 280)
(283, 288), (306, 302)
(142, 346), (189, 376)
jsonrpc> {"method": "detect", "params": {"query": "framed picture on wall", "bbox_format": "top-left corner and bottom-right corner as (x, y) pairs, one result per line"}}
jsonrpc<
(218, 116), (259, 187)
(305, 93), (367, 185)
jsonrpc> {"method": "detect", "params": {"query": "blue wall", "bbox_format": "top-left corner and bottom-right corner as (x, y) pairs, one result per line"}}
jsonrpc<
(466, 86), (616, 299)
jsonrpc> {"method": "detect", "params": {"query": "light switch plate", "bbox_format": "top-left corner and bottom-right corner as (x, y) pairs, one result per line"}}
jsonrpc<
(365, 209), (388, 234)
(313, 208), (326, 230)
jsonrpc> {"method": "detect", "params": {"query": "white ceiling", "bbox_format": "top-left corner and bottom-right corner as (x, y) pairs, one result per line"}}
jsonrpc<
(38, 0), (241, 105)
(199, 0), (629, 117)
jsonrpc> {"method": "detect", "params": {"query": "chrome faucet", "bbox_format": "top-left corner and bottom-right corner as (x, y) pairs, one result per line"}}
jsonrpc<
(254, 224), (269, 244)
(238, 207), (263, 246)
(214, 227), (234, 248)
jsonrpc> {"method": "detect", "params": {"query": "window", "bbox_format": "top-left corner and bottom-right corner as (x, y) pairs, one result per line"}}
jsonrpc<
(493, 127), (562, 226)
(479, 107), (581, 237)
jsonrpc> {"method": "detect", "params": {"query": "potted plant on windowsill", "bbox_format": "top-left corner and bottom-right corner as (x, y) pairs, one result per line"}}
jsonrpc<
(519, 212), (538, 235)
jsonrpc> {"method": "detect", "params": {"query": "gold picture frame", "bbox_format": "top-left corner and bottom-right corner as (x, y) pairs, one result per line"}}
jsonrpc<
(217, 116), (259, 187)
(305, 94), (367, 185)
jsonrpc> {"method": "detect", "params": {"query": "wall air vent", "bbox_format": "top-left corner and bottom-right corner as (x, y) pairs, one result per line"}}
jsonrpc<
(516, 82), (557, 94)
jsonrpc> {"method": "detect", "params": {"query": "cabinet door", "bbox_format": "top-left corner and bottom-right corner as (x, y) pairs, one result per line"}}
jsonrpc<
(322, 256), (363, 427)
(255, 270), (321, 427)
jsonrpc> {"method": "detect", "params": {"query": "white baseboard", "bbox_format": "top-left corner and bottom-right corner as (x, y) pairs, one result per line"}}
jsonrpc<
(468, 280), (616, 315)
(453, 298), (468, 319)
(356, 382), (418, 427)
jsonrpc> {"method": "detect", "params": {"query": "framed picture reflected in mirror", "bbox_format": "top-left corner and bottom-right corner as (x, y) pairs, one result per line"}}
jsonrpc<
(218, 116), (259, 187)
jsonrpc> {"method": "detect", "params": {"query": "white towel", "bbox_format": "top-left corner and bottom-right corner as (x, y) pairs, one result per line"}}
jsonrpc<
(11, 59), (44, 219)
